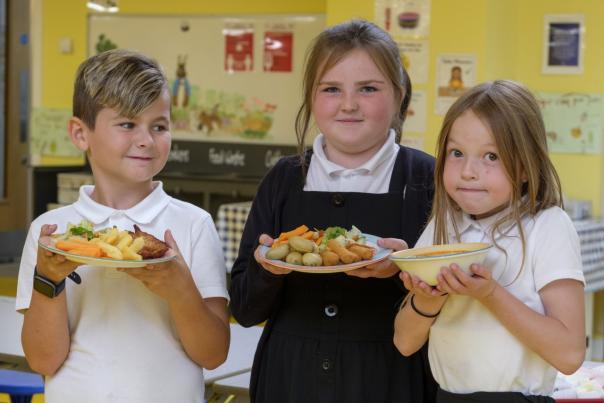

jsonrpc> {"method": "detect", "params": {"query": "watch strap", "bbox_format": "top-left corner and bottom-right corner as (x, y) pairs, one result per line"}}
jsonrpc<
(33, 267), (66, 298)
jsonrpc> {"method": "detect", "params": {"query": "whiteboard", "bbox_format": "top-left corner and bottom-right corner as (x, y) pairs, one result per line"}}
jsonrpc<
(89, 14), (325, 145)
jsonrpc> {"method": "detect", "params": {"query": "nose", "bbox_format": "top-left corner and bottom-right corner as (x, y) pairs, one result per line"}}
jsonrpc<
(340, 91), (358, 112)
(461, 158), (478, 180)
(135, 127), (154, 148)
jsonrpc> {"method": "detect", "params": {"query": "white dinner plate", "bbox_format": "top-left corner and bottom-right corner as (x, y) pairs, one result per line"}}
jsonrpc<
(256, 234), (392, 274)
(38, 236), (175, 268)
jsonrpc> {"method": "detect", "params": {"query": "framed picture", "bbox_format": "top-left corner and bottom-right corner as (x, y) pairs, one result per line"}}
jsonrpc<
(542, 14), (584, 75)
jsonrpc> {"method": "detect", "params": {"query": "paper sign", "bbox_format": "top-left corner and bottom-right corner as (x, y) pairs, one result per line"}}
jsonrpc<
(224, 25), (254, 73)
(264, 31), (293, 72)
(536, 92), (603, 154)
(30, 108), (82, 163)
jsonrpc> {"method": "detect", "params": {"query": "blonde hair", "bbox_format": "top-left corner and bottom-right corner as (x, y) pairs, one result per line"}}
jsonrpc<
(295, 19), (411, 158)
(73, 49), (168, 129)
(431, 80), (563, 261)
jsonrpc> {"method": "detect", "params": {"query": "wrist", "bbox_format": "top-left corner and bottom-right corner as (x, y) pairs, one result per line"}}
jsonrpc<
(409, 293), (446, 318)
(35, 264), (65, 283)
(33, 267), (66, 298)
(478, 282), (500, 304)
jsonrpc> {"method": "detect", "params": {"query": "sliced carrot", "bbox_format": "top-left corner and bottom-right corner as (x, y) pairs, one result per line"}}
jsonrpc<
(301, 231), (314, 240)
(315, 236), (324, 245)
(56, 240), (93, 251)
(67, 247), (102, 258)
(277, 225), (309, 241)
(67, 236), (92, 245)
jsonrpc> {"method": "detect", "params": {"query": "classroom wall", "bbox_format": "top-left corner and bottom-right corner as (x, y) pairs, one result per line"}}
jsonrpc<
(39, 0), (603, 215)
(327, 0), (604, 216)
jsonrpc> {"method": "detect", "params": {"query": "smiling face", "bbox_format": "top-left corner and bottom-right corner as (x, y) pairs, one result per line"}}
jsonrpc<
(443, 110), (513, 219)
(312, 49), (399, 165)
(82, 89), (172, 188)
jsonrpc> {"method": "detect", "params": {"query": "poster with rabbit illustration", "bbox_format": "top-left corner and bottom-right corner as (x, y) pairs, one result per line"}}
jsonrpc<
(89, 14), (324, 144)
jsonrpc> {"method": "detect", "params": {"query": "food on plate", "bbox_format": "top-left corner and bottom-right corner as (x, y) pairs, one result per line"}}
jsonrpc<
(327, 239), (361, 264)
(52, 221), (168, 261)
(130, 224), (169, 259)
(265, 225), (375, 267)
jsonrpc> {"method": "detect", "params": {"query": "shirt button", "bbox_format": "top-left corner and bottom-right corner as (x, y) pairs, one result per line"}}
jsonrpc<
(331, 193), (345, 207)
(322, 359), (331, 371)
(324, 304), (338, 317)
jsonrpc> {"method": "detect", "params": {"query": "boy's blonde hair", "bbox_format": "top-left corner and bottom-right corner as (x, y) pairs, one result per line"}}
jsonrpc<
(431, 80), (563, 254)
(73, 49), (168, 129)
(295, 19), (412, 157)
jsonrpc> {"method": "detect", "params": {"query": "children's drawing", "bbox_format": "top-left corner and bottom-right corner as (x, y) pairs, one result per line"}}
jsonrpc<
(172, 55), (191, 108)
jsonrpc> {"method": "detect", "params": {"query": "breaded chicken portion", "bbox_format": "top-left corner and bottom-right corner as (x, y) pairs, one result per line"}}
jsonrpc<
(131, 224), (169, 259)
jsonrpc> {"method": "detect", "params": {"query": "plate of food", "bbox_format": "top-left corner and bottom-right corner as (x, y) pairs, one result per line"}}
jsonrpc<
(38, 220), (176, 268)
(389, 242), (493, 285)
(256, 225), (392, 274)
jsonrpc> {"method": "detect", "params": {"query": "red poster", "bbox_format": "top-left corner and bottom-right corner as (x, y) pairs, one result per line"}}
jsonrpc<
(263, 31), (293, 72)
(224, 28), (254, 72)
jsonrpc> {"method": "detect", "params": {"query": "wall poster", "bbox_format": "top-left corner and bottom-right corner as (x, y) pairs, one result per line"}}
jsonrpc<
(398, 40), (429, 84)
(542, 14), (584, 75)
(435, 54), (476, 115)
(536, 92), (603, 154)
(89, 15), (325, 145)
(263, 23), (293, 72)
(375, 0), (431, 39)
(224, 23), (254, 73)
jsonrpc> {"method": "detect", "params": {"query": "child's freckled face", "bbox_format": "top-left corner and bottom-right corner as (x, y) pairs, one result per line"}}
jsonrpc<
(312, 49), (398, 155)
(443, 110), (513, 219)
(86, 90), (172, 185)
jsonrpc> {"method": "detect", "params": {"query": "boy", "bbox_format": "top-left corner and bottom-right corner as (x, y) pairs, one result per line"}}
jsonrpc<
(16, 49), (230, 403)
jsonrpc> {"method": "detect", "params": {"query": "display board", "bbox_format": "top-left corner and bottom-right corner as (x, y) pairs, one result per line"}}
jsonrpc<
(89, 14), (325, 146)
(536, 92), (604, 155)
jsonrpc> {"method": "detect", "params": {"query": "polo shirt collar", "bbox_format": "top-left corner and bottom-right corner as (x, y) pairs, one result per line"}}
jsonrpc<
(311, 130), (397, 177)
(73, 181), (171, 225)
(453, 204), (517, 239)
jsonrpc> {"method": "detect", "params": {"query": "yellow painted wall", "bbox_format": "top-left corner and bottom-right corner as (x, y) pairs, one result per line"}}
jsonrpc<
(327, 0), (603, 216)
(41, 0), (602, 215)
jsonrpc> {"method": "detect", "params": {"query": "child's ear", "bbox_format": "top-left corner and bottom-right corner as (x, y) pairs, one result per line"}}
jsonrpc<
(68, 117), (90, 152)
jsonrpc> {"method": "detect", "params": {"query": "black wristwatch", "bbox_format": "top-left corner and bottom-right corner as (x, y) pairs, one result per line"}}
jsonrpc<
(33, 267), (66, 298)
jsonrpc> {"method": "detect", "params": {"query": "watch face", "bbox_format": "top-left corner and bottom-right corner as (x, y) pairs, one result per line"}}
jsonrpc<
(33, 274), (65, 298)
(33, 277), (56, 298)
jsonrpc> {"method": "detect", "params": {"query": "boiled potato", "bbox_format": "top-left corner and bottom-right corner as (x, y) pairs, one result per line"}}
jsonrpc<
(288, 236), (315, 253)
(302, 252), (322, 266)
(285, 251), (303, 265)
(266, 243), (290, 260)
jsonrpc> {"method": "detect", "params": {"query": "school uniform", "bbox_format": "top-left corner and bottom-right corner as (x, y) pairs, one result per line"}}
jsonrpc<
(415, 207), (585, 403)
(16, 182), (229, 403)
(230, 133), (437, 403)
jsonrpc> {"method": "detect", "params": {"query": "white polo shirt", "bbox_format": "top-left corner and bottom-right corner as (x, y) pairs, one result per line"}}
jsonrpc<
(304, 130), (398, 193)
(415, 206), (584, 395)
(16, 182), (229, 403)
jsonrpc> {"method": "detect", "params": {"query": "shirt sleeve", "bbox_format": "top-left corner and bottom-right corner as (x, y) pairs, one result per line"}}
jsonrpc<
(189, 214), (230, 301)
(15, 220), (43, 311)
(229, 160), (287, 327)
(531, 208), (585, 291)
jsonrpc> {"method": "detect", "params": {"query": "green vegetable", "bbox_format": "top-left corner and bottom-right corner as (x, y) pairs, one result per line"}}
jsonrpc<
(321, 226), (347, 245)
(67, 220), (94, 240)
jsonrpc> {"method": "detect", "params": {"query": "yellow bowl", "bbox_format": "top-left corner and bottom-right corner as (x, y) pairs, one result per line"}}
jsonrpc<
(389, 242), (492, 285)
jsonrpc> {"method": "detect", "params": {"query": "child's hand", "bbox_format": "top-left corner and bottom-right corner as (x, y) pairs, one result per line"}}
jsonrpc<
(399, 271), (447, 298)
(254, 234), (292, 276)
(36, 224), (80, 283)
(346, 238), (406, 278)
(118, 230), (197, 302)
(437, 263), (497, 300)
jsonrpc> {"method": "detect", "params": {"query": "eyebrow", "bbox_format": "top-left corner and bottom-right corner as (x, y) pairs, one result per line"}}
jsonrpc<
(447, 138), (496, 147)
(318, 79), (386, 86)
